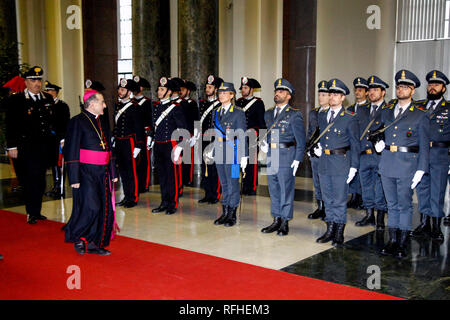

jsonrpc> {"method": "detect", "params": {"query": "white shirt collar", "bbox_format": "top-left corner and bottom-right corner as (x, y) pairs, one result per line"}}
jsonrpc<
(160, 98), (171, 105)
(208, 96), (217, 102)
(222, 103), (232, 113)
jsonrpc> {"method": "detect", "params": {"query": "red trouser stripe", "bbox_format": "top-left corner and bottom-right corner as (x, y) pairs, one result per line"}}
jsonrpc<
(129, 139), (139, 203)
(170, 141), (179, 208)
(146, 148), (151, 188)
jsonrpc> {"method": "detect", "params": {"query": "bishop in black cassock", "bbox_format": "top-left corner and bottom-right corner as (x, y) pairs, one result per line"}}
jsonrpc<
(63, 90), (118, 256)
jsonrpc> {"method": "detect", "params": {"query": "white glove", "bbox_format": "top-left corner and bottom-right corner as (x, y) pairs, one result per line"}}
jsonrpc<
(133, 148), (141, 158)
(291, 160), (300, 176)
(375, 140), (385, 153)
(189, 136), (197, 147)
(448, 165), (449, 175)
(313, 143), (322, 157)
(111, 137), (115, 148)
(260, 140), (269, 154)
(241, 157), (248, 172)
(346, 167), (357, 184)
(193, 128), (201, 140)
(173, 145), (183, 162)
(146, 136), (153, 150)
(307, 151), (311, 157)
(411, 170), (425, 189)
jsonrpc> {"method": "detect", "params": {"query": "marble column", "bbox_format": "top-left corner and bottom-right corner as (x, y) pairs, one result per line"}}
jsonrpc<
(178, 0), (218, 99)
(132, 0), (171, 95)
(82, 0), (118, 126)
(0, 0), (19, 74)
(283, 0), (317, 125)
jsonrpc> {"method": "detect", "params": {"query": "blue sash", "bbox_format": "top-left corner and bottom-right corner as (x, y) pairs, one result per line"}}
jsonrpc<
(214, 110), (240, 179)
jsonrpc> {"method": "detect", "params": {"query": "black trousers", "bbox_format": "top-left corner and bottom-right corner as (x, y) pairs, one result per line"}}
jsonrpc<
(154, 141), (179, 209)
(17, 139), (53, 217)
(115, 138), (139, 203)
(136, 147), (151, 191)
(182, 146), (194, 185)
(200, 163), (221, 201)
(242, 148), (259, 193)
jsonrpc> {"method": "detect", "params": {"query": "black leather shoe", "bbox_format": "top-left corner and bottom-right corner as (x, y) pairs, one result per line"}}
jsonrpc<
(198, 197), (210, 203)
(123, 201), (137, 208)
(27, 215), (37, 225)
(166, 208), (177, 215)
(116, 199), (127, 207)
(332, 223), (346, 247)
(214, 206), (229, 225)
(395, 229), (409, 259)
(224, 207), (237, 227)
(380, 228), (398, 256)
(74, 241), (85, 255)
(277, 219), (289, 236)
(185, 182), (194, 187)
(316, 222), (336, 243)
(208, 198), (219, 204)
(308, 200), (325, 220)
(355, 208), (375, 226)
(261, 217), (282, 233)
(376, 210), (386, 232)
(430, 217), (444, 242)
(410, 213), (431, 238)
(152, 205), (168, 213)
(443, 216), (450, 226)
(87, 247), (111, 256)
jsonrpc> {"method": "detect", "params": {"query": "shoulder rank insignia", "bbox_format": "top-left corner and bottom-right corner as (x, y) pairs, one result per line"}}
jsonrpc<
(344, 110), (355, 116)
(415, 105), (426, 112)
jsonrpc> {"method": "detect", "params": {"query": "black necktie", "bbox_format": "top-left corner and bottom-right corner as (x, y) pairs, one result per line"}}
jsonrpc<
(428, 101), (436, 113)
(329, 110), (335, 123)
(274, 107), (281, 119)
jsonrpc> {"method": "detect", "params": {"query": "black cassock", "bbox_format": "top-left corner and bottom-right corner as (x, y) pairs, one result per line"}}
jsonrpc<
(63, 110), (118, 248)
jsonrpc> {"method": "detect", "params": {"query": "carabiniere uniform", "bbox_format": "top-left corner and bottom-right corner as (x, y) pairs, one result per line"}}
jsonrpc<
(236, 77), (266, 195)
(113, 79), (145, 207)
(413, 70), (450, 239)
(198, 75), (223, 204)
(5, 66), (58, 223)
(151, 77), (188, 214)
(132, 76), (153, 193)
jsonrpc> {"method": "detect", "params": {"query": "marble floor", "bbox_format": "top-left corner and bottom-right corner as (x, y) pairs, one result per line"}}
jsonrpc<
(1, 158), (449, 300)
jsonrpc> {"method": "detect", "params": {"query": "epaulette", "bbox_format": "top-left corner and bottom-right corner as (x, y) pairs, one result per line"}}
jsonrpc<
(414, 99), (427, 105)
(344, 110), (355, 116)
(388, 99), (398, 105)
(414, 105), (427, 112)
(287, 106), (300, 112)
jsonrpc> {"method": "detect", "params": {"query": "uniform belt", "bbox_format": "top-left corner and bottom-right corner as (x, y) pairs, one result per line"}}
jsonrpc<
(430, 141), (450, 148)
(323, 146), (350, 155)
(385, 145), (419, 153)
(361, 148), (375, 155)
(270, 142), (296, 149)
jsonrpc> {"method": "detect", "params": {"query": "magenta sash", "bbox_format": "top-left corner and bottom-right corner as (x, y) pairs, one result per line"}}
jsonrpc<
(79, 148), (119, 240)
(80, 149), (110, 165)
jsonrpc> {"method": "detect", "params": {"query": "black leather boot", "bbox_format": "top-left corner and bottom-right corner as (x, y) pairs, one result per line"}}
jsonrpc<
(410, 213), (431, 238)
(430, 217), (444, 242)
(347, 193), (357, 208)
(261, 217), (282, 233)
(277, 219), (289, 236)
(380, 227), (398, 256)
(376, 210), (386, 232)
(332, 223), (346, 246)
(316, 222), (336, 243)
(444, 216), (450, 226)
(224, 207), (237, 227)
(308, 200), (325, 220)
(214, 205), (229, 225)
(395, 229), (409, 259)
(355, 208), (375, 226)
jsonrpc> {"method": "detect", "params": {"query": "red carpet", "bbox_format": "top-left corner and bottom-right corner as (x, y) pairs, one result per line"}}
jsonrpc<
(0, 210), (402, 300)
